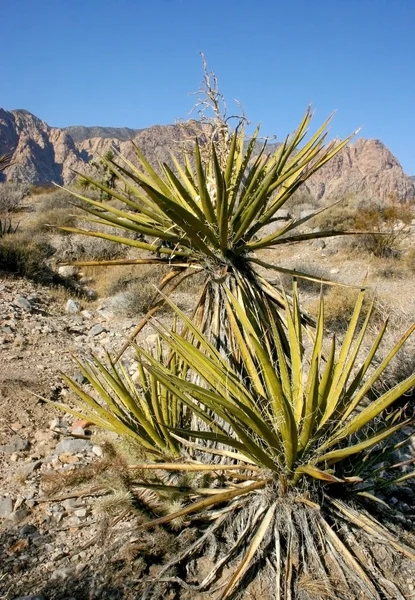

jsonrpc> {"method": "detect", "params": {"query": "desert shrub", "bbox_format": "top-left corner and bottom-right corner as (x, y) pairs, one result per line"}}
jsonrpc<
(0, 231), (57, 283)
(103, 266), (171, 316)
(31, 208), (78, 234)
(308, 286), (385, 332)
(283, 189), (320, 218)
(116, 281), (169, 316)
(279, 262), (334, 293)
(352, 201), (413, 258)
(37, 189), (78, 211)
(312, 196), (358, 231)
(75, 234), (128, 261)
(403, 247), (415, 273)
(374, 258), (405, 280)
(30, 184), (56, 196)
(104, 265), (162, 296)
(0, 181), (30, 213)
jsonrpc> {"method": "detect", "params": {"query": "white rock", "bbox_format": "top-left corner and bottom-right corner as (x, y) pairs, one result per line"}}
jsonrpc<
(91, 445), (103, 457)
(65, 299), (81, 315)
(58, 265), (78, 278)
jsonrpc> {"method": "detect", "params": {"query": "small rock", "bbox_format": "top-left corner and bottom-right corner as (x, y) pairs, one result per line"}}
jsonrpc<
(31, 534), (52, 546)
(61, 498), (83, 510)
(58, 453), (79, 464)
(91, 445), (103, 457)
(14, 295), (32, 311)
(74, 508), (88, 518)
(81, 309), (93, 319)
(65, 299), (81, 315)
(79, 277), (94, 285)
(9, 508), (30, 523)
(13, 334), (26, 348)
(14, 496), (25, 510)
(51, 567), (75, 581)
(20, 524), (38, 537)
(84, 288), (98, 300)
(10, 421), (23, 431)
(71, 419), (92, 430)
(0, 436), (30, 453)
(312, 239), (326, 250)
(0, 497), (13, 518)
(89, 324), (105, 337)
(55, 439), (92, 454)
(70, 426), (90, 436)
(34, 430), (56, 443)
(16, 460), (42, 480)
(58, 265), (78, 278)
(72, 371), (88, 385)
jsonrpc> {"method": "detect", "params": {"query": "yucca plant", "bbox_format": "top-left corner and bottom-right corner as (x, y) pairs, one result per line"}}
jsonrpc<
(58, 337), (189, 459)
(61, 105), (359, 362)
(61, 286), (415, 599)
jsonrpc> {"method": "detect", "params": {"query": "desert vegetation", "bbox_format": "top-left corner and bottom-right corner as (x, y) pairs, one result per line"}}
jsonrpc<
(34, 62), (415, 600)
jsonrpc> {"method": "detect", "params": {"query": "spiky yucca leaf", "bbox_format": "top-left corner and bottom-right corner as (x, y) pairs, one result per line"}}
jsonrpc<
(62, 109), (360, 360)
(58, 339), (188, 457)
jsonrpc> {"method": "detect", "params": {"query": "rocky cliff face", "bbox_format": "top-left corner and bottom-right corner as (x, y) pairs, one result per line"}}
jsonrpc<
(1, 108), (414, 202)
(304, 138), (415, 203)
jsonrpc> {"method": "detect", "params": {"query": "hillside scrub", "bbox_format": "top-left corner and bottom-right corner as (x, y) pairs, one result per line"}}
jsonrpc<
(0, 181), (30, 213)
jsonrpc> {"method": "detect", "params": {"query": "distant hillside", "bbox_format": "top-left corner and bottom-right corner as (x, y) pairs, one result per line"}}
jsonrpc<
(65, 125), (142, 143)
(1, 107), (414, 203)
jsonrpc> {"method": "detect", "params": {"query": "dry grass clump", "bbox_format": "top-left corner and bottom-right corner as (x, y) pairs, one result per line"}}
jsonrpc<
(373, 257), (406, 280)
(311, 196), (358, 231)
(283, 189), (320, 219)
(0, 181), (30, 213)
(307, 287), (386, 332)
(403, 247), (415, 274)
(278, 262), (334, 293)
(31, 208), (78, 233)
(30, 184), (56, 196)
(111, 268), (172, 316)
(0, 230), (57, 283)
(73, 226), (129, 261)
(30, 189), (80, 234)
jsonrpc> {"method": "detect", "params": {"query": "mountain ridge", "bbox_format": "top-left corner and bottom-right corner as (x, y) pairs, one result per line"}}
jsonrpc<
(1, 107), (414, 203)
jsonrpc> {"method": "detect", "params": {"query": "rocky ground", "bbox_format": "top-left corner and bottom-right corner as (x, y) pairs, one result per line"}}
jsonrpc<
(2, 234), (415, 600)
(0, 274), (188, 600)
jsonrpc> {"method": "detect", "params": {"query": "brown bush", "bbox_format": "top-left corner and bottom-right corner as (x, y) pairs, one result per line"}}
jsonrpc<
(0, 181), (30, 213)
(311, 197), (358, 231)
(308, 287), (386, 333)
(31, 208), (78, 234)
(0, 231), (57, 283)
(352, 201), (413, 258)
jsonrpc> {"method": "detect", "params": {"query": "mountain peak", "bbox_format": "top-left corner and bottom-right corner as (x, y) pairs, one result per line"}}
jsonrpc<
(0, 107), (414, 202)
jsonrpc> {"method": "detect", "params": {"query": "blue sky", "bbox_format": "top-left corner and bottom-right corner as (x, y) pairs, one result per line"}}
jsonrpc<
(2, 0), (415, 172)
